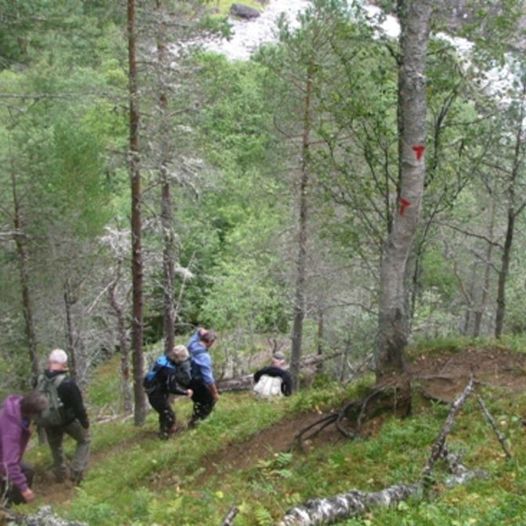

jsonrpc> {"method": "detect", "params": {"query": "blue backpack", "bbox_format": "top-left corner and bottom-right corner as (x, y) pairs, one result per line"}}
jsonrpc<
(143, 355), (192, 393)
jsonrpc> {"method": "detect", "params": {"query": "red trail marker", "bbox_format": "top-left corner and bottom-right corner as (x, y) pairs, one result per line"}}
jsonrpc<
(399, 197), (411, 215)
(412, 144), (425, 161)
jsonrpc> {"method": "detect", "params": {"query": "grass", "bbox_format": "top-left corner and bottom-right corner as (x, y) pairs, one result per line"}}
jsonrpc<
(19, 340), (526, 525)
(408, 333), (526, 358)
(212, 0), (262, 15)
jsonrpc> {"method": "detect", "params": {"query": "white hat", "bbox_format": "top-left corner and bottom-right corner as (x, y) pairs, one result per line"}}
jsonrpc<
(49, 348), (68, 365)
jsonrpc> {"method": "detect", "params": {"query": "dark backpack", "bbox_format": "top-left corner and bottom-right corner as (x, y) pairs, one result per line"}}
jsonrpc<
(143, 356), (192, 393)
(34, 373), (67, 427)
(172, 359), (192, 388)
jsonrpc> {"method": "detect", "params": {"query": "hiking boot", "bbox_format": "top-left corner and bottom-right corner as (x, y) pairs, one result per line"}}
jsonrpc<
(168, 424), (180, 435)
(187, 418), (200, 430)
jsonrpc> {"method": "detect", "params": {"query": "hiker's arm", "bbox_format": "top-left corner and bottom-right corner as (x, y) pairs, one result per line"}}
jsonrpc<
(59, 382), (89, 429)
(207, 382), (220, 402)
(187, 329), (201, 351)
(254, 366), (273, 384)
(194, 352), (215, 385)
(1, 423), (29, 493)
(167, 376), (189, 396)
(281, 371), (293, 396)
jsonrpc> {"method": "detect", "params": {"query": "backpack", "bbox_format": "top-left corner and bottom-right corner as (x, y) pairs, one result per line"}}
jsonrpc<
(172, 358), (192, 388)
(143, 356), (192, 394)
(253, 374), (283, 398)
(35, 373), (67, 427)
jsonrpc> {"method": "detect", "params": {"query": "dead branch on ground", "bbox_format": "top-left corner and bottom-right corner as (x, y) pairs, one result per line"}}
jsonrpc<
(221, 506), (239, 526)
(476, 395), (512, 460)
(422, 376), (475, 488)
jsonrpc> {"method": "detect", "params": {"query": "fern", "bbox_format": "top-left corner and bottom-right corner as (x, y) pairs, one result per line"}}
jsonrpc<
(254, 505), (274, 526)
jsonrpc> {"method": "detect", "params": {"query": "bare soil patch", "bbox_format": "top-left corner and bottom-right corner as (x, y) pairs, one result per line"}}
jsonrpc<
(409, 346), (526, 402)
(201, 410), (344, 481)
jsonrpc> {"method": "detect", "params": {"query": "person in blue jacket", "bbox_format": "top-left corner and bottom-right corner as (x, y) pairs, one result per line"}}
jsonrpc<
(187, 327), (219, 427)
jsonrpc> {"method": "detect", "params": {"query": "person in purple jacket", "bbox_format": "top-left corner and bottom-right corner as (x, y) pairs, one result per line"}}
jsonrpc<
(0, 391), (48, 506)
(187, 327), (219, 427)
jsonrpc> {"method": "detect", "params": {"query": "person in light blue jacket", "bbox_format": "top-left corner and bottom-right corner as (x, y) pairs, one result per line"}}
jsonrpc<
(187, 327), (219, 426)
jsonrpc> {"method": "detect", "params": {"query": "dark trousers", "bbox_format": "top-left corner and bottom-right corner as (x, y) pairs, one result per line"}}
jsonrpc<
(189, 379), (215, 423)
(45, 420), (90, 480)
(148, 390), (175, 436)
(1, 462), (34, 506)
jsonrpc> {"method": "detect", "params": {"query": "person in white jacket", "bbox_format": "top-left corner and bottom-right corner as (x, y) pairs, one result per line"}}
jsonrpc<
(253, 352), (292, 397)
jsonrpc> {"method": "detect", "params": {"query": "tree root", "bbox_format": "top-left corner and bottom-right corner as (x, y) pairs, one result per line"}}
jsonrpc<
(292, 378), (411, 450)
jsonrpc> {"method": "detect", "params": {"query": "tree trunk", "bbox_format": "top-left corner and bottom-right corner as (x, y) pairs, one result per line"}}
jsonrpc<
(495, 83), (525, 338)
(127, 0), (146, 425)
(63, 281), (78, 380)
(10, 168), (39, 383)
(156, 0), (176, 355)
(460, 260), (476, 336)
(376, 0), (432, 381)
(316, 309), (324, 374)
(473, 193), (496, 337)
(290, 61), (314, 391)
(495, 209), (514, 338)
(108, 265), (133, 414)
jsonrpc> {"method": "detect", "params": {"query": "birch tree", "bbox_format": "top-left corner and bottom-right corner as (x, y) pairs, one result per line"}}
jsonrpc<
(376, 0), (433, 380)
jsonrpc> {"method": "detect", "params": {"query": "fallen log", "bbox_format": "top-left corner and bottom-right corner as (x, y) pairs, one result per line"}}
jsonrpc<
(278, 484), (420, 526)
(217, 374), (253, 392)
(1, 505), (86, 526)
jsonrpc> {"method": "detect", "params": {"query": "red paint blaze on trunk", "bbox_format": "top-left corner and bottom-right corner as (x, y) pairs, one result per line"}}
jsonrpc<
(412, 144), (425, 161)
(399, 197), (411, 215)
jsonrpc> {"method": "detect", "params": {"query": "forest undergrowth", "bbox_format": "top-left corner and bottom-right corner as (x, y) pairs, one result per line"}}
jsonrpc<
(19, 340), (526, 526)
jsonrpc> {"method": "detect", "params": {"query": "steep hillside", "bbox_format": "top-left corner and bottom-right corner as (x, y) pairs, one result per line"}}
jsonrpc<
(15, 344), (526, 525)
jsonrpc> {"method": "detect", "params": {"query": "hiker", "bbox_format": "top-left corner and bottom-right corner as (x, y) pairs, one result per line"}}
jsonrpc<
(144, 345), (193, 439)
(37, 348), (90, 485)
(187, 327), (219, 426)
(253, 352), (293, 397)
(0, 391), (48, 505)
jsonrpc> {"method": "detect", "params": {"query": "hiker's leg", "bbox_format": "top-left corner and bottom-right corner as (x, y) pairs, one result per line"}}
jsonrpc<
(64, 420), (91, 482)
(45, 426), (67, 481)
(190, 380), (215, 424)
(149, 392), (174, 438)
